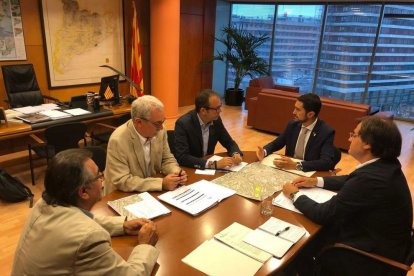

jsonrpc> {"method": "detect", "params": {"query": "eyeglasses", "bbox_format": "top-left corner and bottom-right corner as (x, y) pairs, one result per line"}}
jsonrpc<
(349, 131), (360, 138)
(140, 117), (165, 129)
(206, 105), (222, 112)
(89, 172), (105, 183)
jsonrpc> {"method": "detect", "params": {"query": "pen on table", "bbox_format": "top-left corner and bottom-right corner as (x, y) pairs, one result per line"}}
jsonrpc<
(275, 226), (290, 236)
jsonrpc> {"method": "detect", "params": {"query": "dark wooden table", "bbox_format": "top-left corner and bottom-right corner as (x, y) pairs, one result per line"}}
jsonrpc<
(91, 151), (324, 275)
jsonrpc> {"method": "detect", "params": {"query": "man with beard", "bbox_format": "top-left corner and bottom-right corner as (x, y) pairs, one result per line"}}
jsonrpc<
(256, 93), (338, 172)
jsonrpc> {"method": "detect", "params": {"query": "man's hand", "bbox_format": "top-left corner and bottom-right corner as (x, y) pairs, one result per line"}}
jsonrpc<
(292, 177), (317, 188)
(256, 146), (265, 161)
(232, 153), (242, 165)
(273, 156), (296, 170)
(123, 218), (151, 235)
(282, 182), (299, 198)
(162, 173), (183, 190)
(137, 221), (158, 246)
(176, 169), (188, 186)
(217, 157), (234, 169)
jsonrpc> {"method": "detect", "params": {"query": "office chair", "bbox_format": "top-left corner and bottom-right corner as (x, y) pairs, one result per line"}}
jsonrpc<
(314, 230), (414, 276)
(90, 113), (131, 145)
(85, 146), (107, 172)
(167, 130), (176, 156)
(1, 64), (60, 108)
(28, 122), (87, 185)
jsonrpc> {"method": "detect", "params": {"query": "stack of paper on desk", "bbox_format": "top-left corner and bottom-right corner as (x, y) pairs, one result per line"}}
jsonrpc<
(182, 222), (269, 275)
(107, 192), (171, 220)
(16, 113), (51, 124)
(261, 153), (316, 177)
(39, 110), (72, 119)
(272, 187), (336, 214)
(63, 108), (91, 116)
(243, 217), (306, 258)
(158, 180), (236, 216)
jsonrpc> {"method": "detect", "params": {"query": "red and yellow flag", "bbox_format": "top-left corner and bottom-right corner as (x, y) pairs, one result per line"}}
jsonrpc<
(130, 0), (144, 97)
(104, 85), (114, 100)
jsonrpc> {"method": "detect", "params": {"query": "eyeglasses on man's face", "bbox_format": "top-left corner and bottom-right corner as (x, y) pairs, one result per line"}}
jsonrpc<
(140, 117), (165, 130)
(90, 171), (105, 183)
(349, 131), (360, 139)
(206, 104), (222, 112)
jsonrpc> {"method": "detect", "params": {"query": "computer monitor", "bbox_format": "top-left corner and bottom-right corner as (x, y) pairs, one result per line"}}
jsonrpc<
(99, 74), (120, 104)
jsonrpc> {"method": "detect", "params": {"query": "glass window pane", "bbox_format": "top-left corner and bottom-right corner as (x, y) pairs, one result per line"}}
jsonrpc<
(315, 4), (381, 102)
(273, 5), (324, 92)
(228, 4), (275, 90)
(367, 5), (414, 120)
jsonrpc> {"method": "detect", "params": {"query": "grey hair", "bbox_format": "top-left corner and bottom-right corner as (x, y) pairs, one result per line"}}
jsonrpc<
(131, 95), (164, 120)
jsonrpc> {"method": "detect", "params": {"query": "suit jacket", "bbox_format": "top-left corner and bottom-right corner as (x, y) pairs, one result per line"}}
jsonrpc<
(12, 199), (159, 276)
(105, 120), (180, 195)
(294, 159), (413, 264)
(263, 119), (336, 171)
(174, 110), (242, 168)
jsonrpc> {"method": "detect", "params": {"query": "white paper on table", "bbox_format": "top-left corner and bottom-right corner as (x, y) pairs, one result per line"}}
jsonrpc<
(259, 217), (306, 243)
(214, 222), (272, 263)
(190, 179), (236, 202)
(261, 153), (316, 177)
(63, 108), (91, 116)
(13, 104), (59, 114)
(243, 229), (294, 258)
(39, 110), (72, 119)
(195, 169), (215, 175)
(272, 187), (336, 214)
(207, 155), (248, 172)
(123, 192), (171, 219)
(182, 239), (263, 276)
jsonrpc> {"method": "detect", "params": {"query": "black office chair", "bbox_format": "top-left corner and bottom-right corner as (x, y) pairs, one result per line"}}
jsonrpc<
(167, 130), (176, 156)
(314, 230), (414, 275)
(28, 122), (87, 185)
(90, 113), (131, 145)
(85, 146), (107, 172)
(1, 64), (60, 108)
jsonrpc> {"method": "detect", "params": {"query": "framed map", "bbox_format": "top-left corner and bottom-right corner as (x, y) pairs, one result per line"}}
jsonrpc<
(0, 0), (27, 61)
(41, 0), (125, 88)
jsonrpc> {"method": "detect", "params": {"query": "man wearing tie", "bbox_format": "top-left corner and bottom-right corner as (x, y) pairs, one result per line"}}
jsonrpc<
(256, 93), (338, 172)
(174, 89), (243, 169)
(105, 95), (187, 195)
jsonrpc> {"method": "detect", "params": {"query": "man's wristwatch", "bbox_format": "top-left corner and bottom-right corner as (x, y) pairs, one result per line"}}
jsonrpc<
(296, 162), (303, 171)
(289, 191), (299, 201)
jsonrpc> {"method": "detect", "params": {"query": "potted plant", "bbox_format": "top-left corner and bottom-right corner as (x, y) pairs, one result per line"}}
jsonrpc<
(213, 25), (270, 106)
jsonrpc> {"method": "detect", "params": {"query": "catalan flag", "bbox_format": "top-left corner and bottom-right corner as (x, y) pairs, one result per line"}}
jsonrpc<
(104, 85), (114, 100)
(130, 0), (144, 97)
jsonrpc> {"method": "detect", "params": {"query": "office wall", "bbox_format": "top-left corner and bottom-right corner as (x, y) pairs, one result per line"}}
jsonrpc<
(0, 0), (215, 108)
(179, 0), (216, 106)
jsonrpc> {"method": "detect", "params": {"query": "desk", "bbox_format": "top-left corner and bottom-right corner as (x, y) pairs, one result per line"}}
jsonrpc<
(91, 152), (324, 275)
(0, 103), (131, 142)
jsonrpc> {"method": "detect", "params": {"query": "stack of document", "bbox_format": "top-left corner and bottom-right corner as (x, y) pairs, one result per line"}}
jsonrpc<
(39, 110), (72, 120)
(16, 113), (51, 124)
(158, 180), (236, 216)
(182, 222), (270, 275)
(107, 192), (171, 220)
(272, 187), (336, 214)
(13, 103), (60, 114)
(243, 217), (307, 258)
(63, 108), (91, 116)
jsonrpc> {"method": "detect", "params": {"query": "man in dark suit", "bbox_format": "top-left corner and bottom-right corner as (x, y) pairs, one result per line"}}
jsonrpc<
(174, 89), (243, 169)
(283, 116), (413, 275)
(256, 93), (338, 172)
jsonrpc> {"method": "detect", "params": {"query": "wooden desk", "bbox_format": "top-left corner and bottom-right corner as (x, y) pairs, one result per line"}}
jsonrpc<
(91, 152), (323, 275)
(0, 103), (131, 142)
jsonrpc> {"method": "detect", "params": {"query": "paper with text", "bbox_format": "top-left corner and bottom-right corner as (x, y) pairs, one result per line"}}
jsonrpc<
(272, 187), (336, 214)
(214, 222), (272, 263)
(243, 229), (294, 258)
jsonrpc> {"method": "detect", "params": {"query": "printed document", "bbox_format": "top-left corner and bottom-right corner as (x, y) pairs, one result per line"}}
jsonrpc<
(158, 180), (235, 215)
(261, 153), (315, 177)
(272, 187), (336, 214)
(108, 192), (171, 220)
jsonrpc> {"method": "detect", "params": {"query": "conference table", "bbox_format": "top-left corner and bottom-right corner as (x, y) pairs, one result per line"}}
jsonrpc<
(92, 151), (329, 275)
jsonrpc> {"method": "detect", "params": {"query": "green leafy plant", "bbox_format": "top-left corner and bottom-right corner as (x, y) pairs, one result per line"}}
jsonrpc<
(213, 25), (270, 92)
